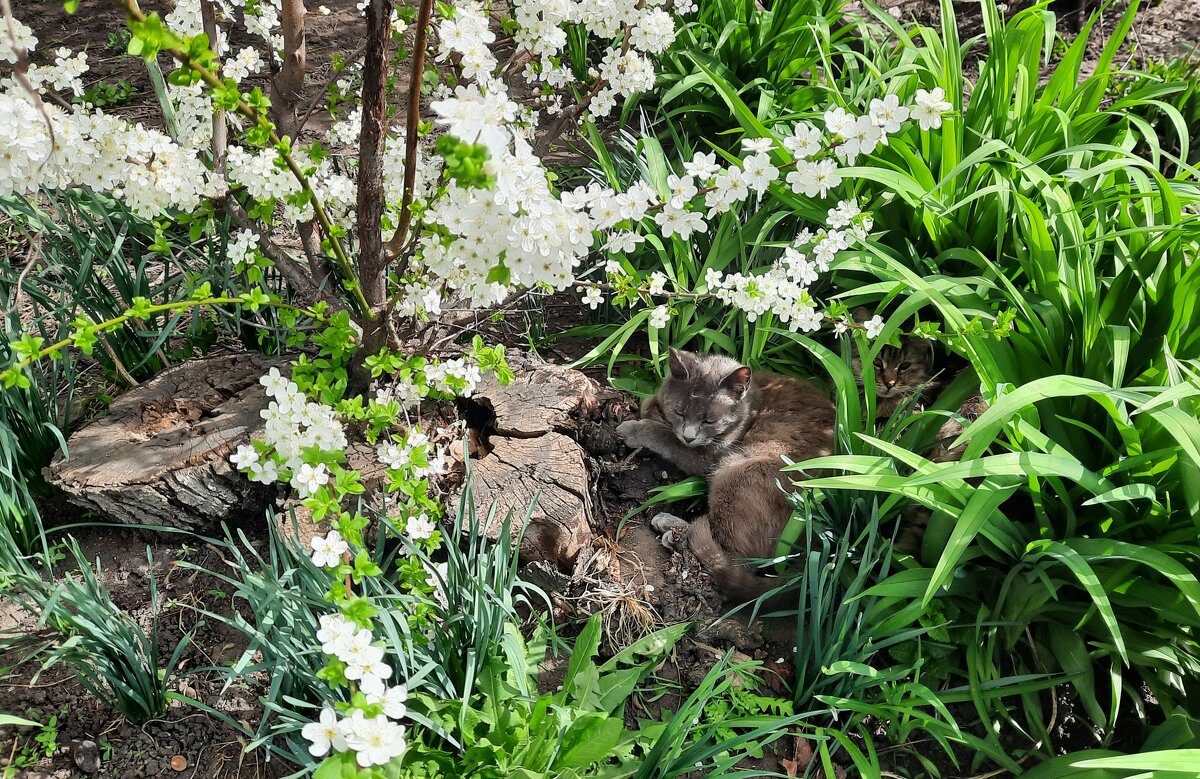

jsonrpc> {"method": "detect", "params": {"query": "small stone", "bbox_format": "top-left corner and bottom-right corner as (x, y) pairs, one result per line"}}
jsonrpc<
(71, 740), (101, 774)
(170, 755), (188, 772)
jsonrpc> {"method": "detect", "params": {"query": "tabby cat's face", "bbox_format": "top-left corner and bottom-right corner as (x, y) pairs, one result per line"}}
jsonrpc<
(854, 339), (933, 399)
(657, 349), (753, 447)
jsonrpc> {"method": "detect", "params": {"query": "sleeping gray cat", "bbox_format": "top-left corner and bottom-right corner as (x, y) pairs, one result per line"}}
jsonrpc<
(616, 349), (835, 602)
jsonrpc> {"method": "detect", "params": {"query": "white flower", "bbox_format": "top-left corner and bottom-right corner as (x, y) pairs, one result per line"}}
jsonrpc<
(782, 122), (822, 159)
(741, 152), (779, 194)
(259, 367), (291, 398)
(0, 18), (36, 63)
(823, 106), (856, 137)
(827, 199), (861, 229)
(864, 315), (885, 339)
(741, 137), (773, 153)
(301, 708), (346, 758)
(666, 173), (697, 209)
(342, 712), (406, 768)
(786, 159), (842, 199)
(317, 614), (357, 655)
(605, 231), (643, 254)
(367, 684), (409, 720)
(629, 8), (676, 54)
(683, 151), (720, 180)
(604, 258), (628, 277)
(292, 462), (329, 499)
(344, 645), (392, 695)
(311, 530), (348, 568)
(230, 444), (259, 470)
(247, 459), (280, 485)
(868, 93), (910, 135)
(649, 305), (670, 329)
(912, 87), (952, 130)
(647, 271), (669, 295)
(835, 116), (881, 165)
(653, 205), (706, 240)
(580, 285), (604, 309)
(406, 513), (436, 541)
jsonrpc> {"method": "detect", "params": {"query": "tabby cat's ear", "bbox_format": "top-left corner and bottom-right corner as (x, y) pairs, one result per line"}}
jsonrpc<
(668, 348), (691, 379)
(721, 366), (753, 397)
(902, 337), (935, 368)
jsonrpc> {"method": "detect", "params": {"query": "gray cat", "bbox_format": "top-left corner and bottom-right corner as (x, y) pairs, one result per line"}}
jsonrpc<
(616, 349), (835, 602)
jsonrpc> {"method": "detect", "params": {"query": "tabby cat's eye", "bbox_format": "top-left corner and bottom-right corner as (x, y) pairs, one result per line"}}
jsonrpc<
(873, 359), (882, 368)
(704, 418), (716, 424)
(899, 362), (910, 370)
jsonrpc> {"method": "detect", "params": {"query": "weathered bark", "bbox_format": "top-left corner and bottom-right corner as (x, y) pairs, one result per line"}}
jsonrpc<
(44, 352), (289, 530)
(355, 0), (393, 304)
(275, 0), (308, 119)
(467, 433), (592, 569)
(352, 0), (396, 388)
(455, 359), (598, 569)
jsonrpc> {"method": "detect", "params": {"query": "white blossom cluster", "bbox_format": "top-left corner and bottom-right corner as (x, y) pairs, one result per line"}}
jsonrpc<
(0, 88), (222, 218)
(590, 89), (952, 334)
(704, 201), (872, 332)
(504, 0), (689, 118)
(302, 614), (410, 767)
(228, 357), (485, 770)
(376, 426), (449, 482)
(229, 367), (348, 496)
(0, 17), (36, 64)
(419, 85), (596, 306)
(17, 48), (89, 97)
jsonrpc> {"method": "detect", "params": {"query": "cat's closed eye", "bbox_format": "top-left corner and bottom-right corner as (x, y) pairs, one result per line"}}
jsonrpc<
(899, 362), (910, 371)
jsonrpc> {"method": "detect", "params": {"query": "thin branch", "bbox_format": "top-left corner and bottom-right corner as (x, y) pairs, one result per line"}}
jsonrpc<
(200, 0), (227, 171)
(295, 42), (368, 134)
(383, 0), (435, 260)
(223, 198), (340, 310)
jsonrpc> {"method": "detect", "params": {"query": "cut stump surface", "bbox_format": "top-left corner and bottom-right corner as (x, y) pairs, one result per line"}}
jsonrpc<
(45, 352), (289, 530)
(457, 359), (597, 569)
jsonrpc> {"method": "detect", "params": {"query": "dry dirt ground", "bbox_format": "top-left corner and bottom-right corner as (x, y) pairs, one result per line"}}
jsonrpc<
(2, 0), (1197, 776)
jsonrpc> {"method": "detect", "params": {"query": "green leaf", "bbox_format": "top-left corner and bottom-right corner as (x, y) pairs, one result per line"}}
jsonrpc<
(313, 751), (360, 779)
(552, 714), (624, 770)
(1075, 750), (1200, 771)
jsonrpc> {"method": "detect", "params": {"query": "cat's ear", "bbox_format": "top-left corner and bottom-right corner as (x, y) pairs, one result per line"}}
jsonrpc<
(903, 337), (935, 368)
(721, 366), (753, 397)
(668, 348), (692, 379)
(852, 307), (872, 324)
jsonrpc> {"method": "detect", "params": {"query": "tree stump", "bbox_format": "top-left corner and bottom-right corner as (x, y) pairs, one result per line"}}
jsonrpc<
(456, 359), (597, 570)
(45, 352), (289, 530)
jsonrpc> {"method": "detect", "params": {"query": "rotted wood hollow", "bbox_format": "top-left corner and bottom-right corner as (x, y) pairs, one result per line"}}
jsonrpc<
(45, 352), (289, 530)
(457, 359), (598, 570)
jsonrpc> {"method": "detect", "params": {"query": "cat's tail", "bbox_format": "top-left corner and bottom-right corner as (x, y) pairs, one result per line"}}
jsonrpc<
(686, 517), (793, 610)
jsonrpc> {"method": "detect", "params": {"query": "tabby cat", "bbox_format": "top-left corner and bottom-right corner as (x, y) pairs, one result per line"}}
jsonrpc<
(850, 313), (989, 551)
(616, 349), (835, 602)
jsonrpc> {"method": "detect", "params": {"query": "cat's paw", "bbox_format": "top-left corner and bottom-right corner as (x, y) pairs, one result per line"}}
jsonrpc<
(616, 419), (653, 449)
(650, 512), (688, 534)
(651, 513), (689, 552)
